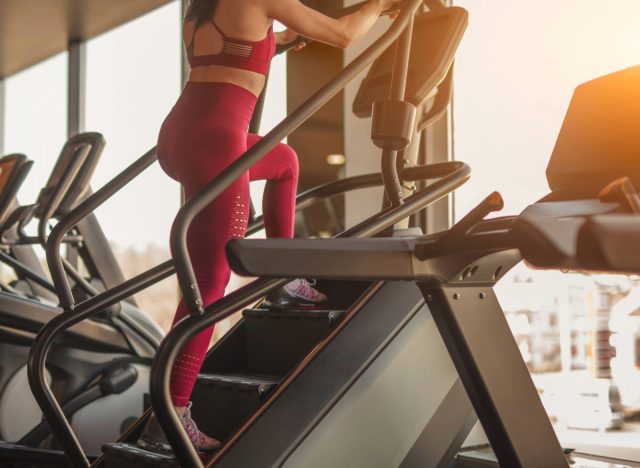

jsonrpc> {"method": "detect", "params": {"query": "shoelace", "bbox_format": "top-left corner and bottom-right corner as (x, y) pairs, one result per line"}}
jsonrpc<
(179, 402), (205, 450)
(294, 279), (318, 299)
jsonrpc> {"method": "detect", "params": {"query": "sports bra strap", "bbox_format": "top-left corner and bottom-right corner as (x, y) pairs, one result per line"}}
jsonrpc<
(209, 18), (227, 38)
(188, 26), (197, 51)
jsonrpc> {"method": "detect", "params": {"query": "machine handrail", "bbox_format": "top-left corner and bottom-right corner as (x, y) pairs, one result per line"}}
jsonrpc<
(150, 161), (470, 468)
(171, 0), (424, 315)
(29, 159), (463, 468)
(31, 1), (426, 465)
(249, 161), (464, 234)
(46, 146), (460, 310)
(46, 147), (158, 311)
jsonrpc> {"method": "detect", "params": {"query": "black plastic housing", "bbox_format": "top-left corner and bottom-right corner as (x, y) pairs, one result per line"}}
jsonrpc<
(371, 100), (417, 150)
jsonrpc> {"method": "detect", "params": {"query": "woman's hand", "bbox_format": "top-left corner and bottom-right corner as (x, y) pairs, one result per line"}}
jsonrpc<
(375, 0), (403, 19)
(376, 0), (404, 11)
(275, 29), (307, 51)
(266, 0), (404, 50)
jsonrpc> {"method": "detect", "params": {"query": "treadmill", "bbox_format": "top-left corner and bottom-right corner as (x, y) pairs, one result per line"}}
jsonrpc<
(226, 66), (640, 467)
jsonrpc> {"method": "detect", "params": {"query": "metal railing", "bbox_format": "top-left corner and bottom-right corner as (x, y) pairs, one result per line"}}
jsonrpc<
(27, 153), (461, 467)
(25, 0), (449, 466)
(150, 161), (469, 467)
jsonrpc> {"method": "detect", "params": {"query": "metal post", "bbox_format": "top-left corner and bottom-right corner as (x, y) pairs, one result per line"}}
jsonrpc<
(422, 108), (453, 234)
(68, 41), (86, 137)
(180, 1), (190, 88)
(180, 2), (189, 213)
(382, 18), (415, 208)
(421, 284), (568, 467)
(0, 78), (5, 154)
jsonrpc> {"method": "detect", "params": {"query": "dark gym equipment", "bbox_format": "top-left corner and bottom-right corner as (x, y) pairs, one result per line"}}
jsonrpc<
(24, 1), (474, 467)
(19, 1), (640, 468)
(0, 134), (164, 466)
(226, 66), (640, 467)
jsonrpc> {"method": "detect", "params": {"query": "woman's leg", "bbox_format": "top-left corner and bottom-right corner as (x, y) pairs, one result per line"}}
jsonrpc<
(247, 133), (299, 239)
(164, 119), (251, 408)
(246, 135), (328, 308)
(168, 173), (251, 407)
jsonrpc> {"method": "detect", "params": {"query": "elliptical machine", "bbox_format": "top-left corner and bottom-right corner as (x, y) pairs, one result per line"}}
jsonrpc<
(0, 133), (163, 466)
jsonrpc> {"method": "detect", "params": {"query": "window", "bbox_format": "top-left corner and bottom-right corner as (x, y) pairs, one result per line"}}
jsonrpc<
(4, 54), (68, 206)
(454, 0), (640, 441)
(85, 3), (182, 330)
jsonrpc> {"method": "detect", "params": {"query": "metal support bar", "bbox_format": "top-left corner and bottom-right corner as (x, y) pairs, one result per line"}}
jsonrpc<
(389, 21), (413, 101)
(421, 285), (568, 467)
(0, 251), (57, 293)
(342, 163), (469, 238)
(381, 148), (404, 206)
(27, 260), (175, 468)
(46, 147), (157, 311)
(67, 41), (86, 137)
(0, 78), (5, 154)
(381, 15), (415, 207)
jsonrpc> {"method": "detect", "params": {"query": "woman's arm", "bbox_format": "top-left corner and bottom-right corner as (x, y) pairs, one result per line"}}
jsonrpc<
(264, 0), (403, 49)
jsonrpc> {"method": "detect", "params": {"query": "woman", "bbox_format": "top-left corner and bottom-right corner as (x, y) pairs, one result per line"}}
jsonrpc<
(148, 0), (404, 452)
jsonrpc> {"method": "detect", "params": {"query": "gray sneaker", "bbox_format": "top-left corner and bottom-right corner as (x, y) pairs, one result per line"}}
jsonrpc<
(264, 279), (328, 310)
(138, 403), (221, 453)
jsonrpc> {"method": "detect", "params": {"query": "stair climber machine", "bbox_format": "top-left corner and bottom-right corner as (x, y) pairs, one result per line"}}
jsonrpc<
(224, 68), (640, 466)
(0, 134), (163, 466)
(19, 1), (477, 467)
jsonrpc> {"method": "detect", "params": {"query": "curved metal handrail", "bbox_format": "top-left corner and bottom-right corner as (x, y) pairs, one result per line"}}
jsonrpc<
(47, 147), (158, 311)
(29, 156), (459, 467)
(150, 161), (470, 467)
(249, 161), (464, 234)
(27, 147), (158, 467)
(170, 0), (424, 315)
(28, 1), (429, 465)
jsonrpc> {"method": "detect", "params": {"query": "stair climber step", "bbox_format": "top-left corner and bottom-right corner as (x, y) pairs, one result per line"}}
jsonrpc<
(243, 308), (346, 376)
(190, 373), (280, 442)
(102, 442), (179, 468)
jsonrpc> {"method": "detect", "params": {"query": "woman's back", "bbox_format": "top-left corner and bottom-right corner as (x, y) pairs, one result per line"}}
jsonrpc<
(184, 0), (274, 97)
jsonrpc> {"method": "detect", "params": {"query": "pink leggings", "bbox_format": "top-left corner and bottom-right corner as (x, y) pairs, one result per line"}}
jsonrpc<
(157, 82), (299, 406)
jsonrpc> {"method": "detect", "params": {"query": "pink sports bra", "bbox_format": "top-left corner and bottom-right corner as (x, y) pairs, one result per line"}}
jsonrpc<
(186, 19), (276, 76)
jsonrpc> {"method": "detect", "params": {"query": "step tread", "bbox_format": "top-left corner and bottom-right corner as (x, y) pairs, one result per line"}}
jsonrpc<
(102, 442), (178, 467)
(196, 372), (281, 392)
(243, 308), (346, 320)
